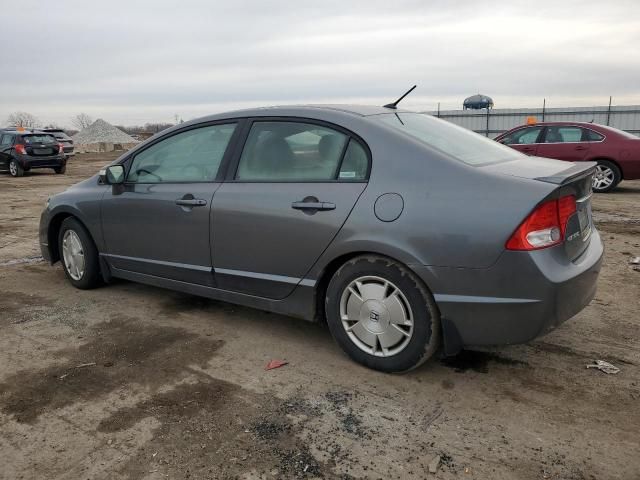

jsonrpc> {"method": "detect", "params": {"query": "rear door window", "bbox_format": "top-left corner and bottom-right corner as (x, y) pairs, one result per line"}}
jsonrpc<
(236, 121), (366, 181)
(583, 129), (604, 142)
(543, 126), (582, 143)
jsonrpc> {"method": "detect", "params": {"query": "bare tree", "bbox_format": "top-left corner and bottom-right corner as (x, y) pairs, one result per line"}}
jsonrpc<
(71, 113), (93, 130)
(6, 111), (40, 128)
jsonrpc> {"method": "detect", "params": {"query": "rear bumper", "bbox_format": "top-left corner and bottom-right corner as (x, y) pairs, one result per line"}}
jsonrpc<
(18, 154), (66, 170)
(411, 229), (604, 348)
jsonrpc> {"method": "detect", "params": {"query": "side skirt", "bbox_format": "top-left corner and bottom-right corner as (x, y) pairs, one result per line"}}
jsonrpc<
(109, 266), (317, 321)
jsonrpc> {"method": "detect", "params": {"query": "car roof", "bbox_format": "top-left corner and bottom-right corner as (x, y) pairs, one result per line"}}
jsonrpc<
(526, 121), (602, 127)
(190, 104), (412, 123)
(0, 128), (55, 135)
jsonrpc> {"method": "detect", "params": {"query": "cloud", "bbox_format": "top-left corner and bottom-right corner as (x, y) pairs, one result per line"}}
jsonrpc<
(1, 0), (638, 126)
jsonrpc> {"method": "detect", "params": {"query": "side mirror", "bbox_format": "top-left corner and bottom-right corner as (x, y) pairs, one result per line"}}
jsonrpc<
(100, 165), (125, 184)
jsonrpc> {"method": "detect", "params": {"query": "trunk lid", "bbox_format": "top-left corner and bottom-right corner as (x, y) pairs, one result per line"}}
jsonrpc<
(21, 134), (59, 157)
(482, 157), (595, 260)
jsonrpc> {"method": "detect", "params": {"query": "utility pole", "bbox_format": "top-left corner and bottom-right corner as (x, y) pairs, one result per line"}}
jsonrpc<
(542, 98), (546, 122)
(606, 96), (612, 126)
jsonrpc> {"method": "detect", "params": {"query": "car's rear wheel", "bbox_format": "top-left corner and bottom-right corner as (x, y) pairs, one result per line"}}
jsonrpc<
(9, 159), (24, 177)
(325, 255), (440, 372)
(54, 165), (66, 174)
(58, 217), (101, 289)
(592, 160), (621, 193)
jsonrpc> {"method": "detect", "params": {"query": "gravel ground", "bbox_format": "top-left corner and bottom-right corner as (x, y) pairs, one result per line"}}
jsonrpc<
(0, 154), (639, 480)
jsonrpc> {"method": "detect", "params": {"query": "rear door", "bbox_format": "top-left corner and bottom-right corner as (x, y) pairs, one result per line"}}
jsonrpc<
(536, 125), (591, 162)
(100, 122), (239, 286)
(212, 119), (370, 299)
(500, 126), (543, 156)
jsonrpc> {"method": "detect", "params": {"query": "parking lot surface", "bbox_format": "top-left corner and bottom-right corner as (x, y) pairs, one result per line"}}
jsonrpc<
(1, 154), (639, 479)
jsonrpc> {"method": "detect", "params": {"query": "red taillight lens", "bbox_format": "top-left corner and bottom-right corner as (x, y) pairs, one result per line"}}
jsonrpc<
(557, 195), (577, 237)
(14, 144), (26, 155)
(506, 195), (577, 251)
(58, 143), (64, 154)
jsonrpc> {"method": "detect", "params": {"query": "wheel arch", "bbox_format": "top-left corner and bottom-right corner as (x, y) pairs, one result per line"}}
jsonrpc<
(313, 250), (439, 323)
(47, 212), (93, 264)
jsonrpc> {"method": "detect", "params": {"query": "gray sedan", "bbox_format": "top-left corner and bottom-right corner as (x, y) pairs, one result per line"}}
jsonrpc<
(39, 105), (603, 372)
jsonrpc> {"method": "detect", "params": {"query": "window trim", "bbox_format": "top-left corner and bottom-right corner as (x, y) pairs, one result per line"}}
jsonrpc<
(225, 117), (372, 184)
(119, 119), (243, 185)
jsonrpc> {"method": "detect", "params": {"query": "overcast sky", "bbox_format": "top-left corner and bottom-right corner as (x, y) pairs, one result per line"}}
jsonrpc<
(1, 0), (639, 127)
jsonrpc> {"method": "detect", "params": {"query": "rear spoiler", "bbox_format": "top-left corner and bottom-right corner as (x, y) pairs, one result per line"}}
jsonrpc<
(534, 162), (596, 185)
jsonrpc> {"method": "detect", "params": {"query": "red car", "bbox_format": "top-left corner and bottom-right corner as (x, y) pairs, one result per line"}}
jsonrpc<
(495, 122), (640, 192)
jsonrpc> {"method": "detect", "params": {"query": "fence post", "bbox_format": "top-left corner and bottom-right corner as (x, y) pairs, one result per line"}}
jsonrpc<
(606, 96), (612, 126)
(485, 108), (490, 137)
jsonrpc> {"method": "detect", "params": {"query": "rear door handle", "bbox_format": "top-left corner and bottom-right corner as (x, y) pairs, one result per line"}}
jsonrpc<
(575, 145), (588, 150)
(175, 198), (207, 207)
(291, 201), (336, 211)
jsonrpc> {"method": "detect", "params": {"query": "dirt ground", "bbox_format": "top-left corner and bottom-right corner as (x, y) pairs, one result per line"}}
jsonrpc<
(0, 153), (639, 480)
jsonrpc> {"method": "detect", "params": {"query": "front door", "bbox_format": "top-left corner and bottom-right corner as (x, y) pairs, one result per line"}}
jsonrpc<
(212, 120), (370, 299)
(536, 125), (591, 162)
(101, 122), (239, 286)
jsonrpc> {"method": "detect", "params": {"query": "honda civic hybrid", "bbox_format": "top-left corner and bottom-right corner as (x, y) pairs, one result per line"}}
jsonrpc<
(40, 105), (603, 372)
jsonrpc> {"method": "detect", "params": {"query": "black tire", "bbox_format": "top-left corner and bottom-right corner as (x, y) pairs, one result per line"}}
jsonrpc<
(54, 165), (66, 174)
(325, 255), (440, 373)
(9, 159), (24, 177)
(58, 217), (102, 289)
(592, 160), (621, 193)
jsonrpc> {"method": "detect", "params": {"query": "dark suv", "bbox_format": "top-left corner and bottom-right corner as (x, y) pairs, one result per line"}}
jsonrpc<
(0, 128), (67, 177)
(40, 128), (75, 158)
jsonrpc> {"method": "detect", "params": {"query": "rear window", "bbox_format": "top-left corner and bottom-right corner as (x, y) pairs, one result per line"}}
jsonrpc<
(375, 113), (522, 166)
(22, 134), (57, 144)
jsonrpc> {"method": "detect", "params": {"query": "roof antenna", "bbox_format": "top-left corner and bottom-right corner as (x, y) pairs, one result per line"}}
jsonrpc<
(383, 85), (417, 109)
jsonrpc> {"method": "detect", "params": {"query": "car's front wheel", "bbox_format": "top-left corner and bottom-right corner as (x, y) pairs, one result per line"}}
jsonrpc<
(592, 160), (621, 193)
(325, 255), (440, 372)
(54, 165), (66, 174)
(9, 159), (24, 177)
(58, 217), (102, 289)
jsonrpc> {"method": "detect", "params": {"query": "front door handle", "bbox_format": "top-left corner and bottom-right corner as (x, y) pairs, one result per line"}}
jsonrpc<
(575, 145), (588, 150)
(176, 198), (207, 207)
(292, 201), (336, 211)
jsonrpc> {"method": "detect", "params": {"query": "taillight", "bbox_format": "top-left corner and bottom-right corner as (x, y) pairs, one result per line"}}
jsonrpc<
(14, 144), (26, 155)
(58, 143), (64, 154)
(506, 195), (577, 251)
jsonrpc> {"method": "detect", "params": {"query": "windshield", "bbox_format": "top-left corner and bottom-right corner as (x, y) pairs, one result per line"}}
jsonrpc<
(22, 134), (57, 144)
(375, 113), (523, 166)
